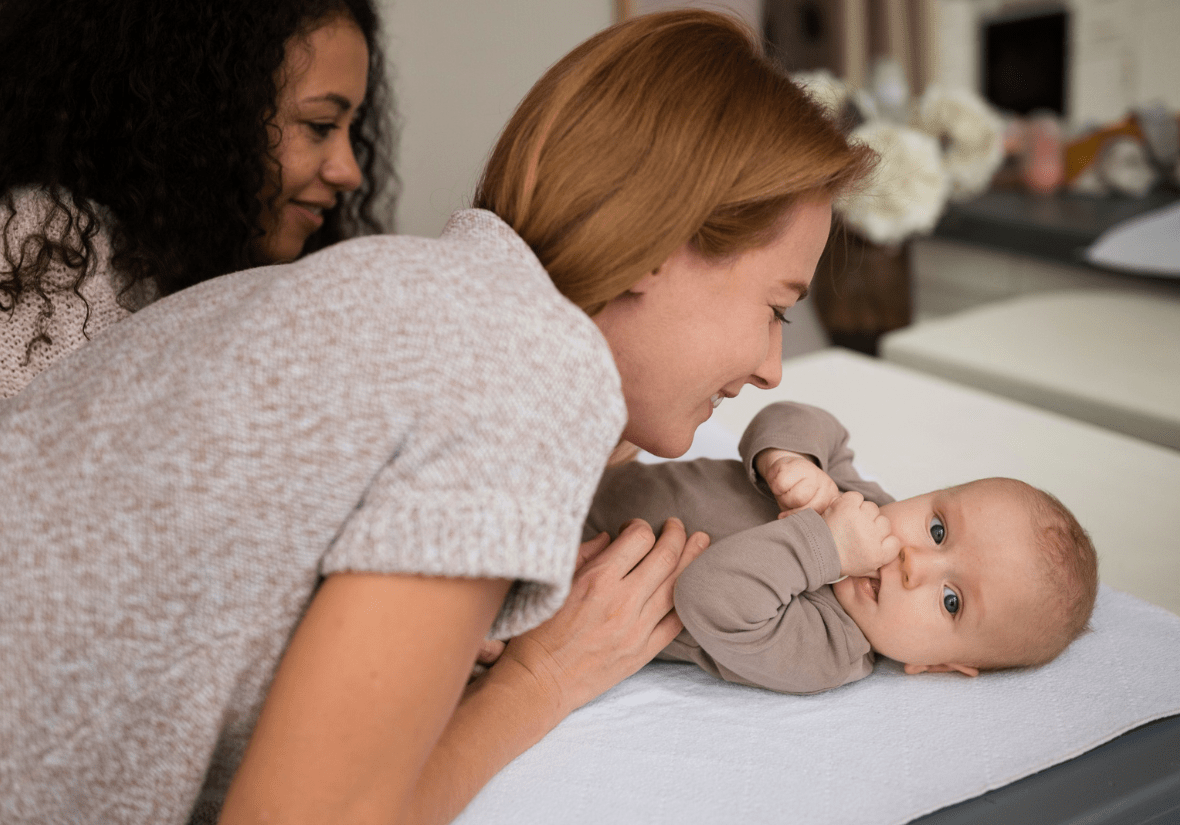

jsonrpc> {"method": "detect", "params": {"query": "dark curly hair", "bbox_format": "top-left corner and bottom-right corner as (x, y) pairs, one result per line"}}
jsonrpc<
(0, 0), (398, 342)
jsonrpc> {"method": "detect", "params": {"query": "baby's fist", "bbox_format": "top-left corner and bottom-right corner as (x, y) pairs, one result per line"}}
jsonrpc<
(758, 450), (840, 515)
(823, 491), (900, 578)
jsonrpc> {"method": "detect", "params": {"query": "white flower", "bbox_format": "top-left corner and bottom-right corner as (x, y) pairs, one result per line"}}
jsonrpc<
(836, 121), (950, 246)
(914, 86), (1004, 200)
(791, 69), (850, 117)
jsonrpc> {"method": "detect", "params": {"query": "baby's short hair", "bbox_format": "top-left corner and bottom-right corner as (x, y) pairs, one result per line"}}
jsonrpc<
(989, 480), (1098, 669)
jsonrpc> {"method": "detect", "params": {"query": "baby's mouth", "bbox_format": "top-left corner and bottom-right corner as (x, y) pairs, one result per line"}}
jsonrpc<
(870, 577), (881, 601)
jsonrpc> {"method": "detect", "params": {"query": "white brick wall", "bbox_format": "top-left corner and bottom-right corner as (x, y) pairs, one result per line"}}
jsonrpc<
(935, 0), (1180, 129)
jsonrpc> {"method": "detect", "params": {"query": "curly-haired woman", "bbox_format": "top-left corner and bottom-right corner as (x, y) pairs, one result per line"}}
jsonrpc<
(0, 0), (396, 398)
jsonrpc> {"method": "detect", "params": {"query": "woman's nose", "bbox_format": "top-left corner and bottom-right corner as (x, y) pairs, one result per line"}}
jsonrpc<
(323, 136), (363, 192)
(747, 323), (784, 390)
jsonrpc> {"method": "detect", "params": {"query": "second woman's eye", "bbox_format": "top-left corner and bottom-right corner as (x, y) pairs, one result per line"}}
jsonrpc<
(929, 515), (946, 544)
(771, 307), (791, 325)
(942, 585), (960, 615)
(307, 122), (337, 139)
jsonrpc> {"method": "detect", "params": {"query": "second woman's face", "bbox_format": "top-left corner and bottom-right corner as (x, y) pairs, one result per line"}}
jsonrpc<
(256, 17), (370, 263)
(592, 196), (832, 458)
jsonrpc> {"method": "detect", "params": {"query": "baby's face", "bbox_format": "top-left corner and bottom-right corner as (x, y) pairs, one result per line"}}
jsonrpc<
(833, 479), (1042, 674)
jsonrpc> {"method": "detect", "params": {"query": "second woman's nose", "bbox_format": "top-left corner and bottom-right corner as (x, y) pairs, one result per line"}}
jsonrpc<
(323, 135), (363, 192)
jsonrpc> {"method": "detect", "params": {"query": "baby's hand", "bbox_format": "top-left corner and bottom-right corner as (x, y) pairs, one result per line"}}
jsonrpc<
(822, 491), (900, 578)
(757, 449), (840, 515)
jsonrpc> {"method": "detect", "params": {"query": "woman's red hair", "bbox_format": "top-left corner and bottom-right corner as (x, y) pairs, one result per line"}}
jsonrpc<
(474, 9), (874, 314)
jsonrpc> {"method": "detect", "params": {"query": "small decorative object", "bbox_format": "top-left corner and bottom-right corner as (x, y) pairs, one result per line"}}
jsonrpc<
(1096, 137), (1158, 197)
(1018, 112), (1066, 195)
(1064, 105), (1179, 197)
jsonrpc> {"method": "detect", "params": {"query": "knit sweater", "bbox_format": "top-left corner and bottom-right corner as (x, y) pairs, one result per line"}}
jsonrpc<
(0, 209), (626, 824)
(1, 187), (158, 398)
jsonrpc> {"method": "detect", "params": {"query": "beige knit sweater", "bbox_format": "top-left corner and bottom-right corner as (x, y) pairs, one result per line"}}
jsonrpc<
(0, 209), (625, 823)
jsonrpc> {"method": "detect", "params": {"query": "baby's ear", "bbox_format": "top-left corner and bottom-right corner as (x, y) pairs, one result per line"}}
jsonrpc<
(903, 662), (980, 677)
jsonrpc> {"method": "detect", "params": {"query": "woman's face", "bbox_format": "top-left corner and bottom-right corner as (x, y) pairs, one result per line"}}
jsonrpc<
(256, 17), (369, 263)
(593, 195), (832, 458)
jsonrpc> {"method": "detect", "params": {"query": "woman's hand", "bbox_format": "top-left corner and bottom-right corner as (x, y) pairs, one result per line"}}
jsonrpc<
(492, 518), (710, 719)
(382, 522), (710, 825)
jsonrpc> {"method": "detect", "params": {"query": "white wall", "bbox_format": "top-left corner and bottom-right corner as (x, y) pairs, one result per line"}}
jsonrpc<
(380, 1), (614, 237)
(1071, 0), (1180, 128)
(632, 0), (762, 31)
(934, 0), (1180, 130)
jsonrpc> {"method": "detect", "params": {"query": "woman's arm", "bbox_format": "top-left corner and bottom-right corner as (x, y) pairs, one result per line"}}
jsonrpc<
(220, 519), (707, 825)
(403, 520), (706, 823)
(218, 571), (510, 824)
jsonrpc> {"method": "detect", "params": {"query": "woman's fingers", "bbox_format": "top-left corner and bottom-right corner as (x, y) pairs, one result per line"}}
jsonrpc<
(575, 532), (612, 571)
(636, 528), (709, 624)
(646, 608), (687, 658)
(623, 517), (686, 587)
(494, 518), (710, 716)
(591, 518), (661, 577)
(475, 638), (506, 666)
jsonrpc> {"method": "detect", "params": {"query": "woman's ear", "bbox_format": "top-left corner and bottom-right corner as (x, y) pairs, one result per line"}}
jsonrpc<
(626, 267), (661, 295)
(903, 662), (980, 677)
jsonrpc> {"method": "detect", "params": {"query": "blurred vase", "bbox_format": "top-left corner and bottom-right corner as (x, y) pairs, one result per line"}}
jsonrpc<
(812, 232), (911, 356)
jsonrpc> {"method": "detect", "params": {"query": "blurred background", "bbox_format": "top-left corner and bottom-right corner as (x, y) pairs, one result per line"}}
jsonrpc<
(379, 0), (1178, 454)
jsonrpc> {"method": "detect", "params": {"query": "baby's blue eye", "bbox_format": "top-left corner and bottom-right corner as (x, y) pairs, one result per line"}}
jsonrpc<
(942, 585), (960, 615)
(929, 515), (946, 544)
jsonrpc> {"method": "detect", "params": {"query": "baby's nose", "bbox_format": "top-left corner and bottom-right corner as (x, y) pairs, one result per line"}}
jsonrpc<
(898, 546), (927, 588)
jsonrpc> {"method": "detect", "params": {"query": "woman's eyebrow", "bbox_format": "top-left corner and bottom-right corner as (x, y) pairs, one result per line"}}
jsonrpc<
(782, 280), (810, 300)
(300, 92), (354, 111)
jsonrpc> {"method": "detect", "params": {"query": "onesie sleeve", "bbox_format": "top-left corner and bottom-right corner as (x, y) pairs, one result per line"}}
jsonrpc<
(584, 457), (781, 543)
(737, 401), (894, 505)
(672, 513), (873, 694)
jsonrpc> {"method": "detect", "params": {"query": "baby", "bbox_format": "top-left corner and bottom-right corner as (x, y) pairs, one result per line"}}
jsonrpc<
(584, 402), (1099, 694)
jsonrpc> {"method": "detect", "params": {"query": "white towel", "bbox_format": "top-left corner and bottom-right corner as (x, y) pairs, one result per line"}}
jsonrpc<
(457, 585), (1180, 824)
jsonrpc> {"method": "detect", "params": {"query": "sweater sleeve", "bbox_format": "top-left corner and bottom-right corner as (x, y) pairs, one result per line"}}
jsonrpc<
(671, 513), (872, 694)
(737, 401), (894, 506)
(314, 216), (627, 639)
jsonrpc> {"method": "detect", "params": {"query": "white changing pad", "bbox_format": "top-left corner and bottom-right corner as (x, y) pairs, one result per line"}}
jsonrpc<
(458, 588), (1180, 824)
(456, 350), (1180, 824)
